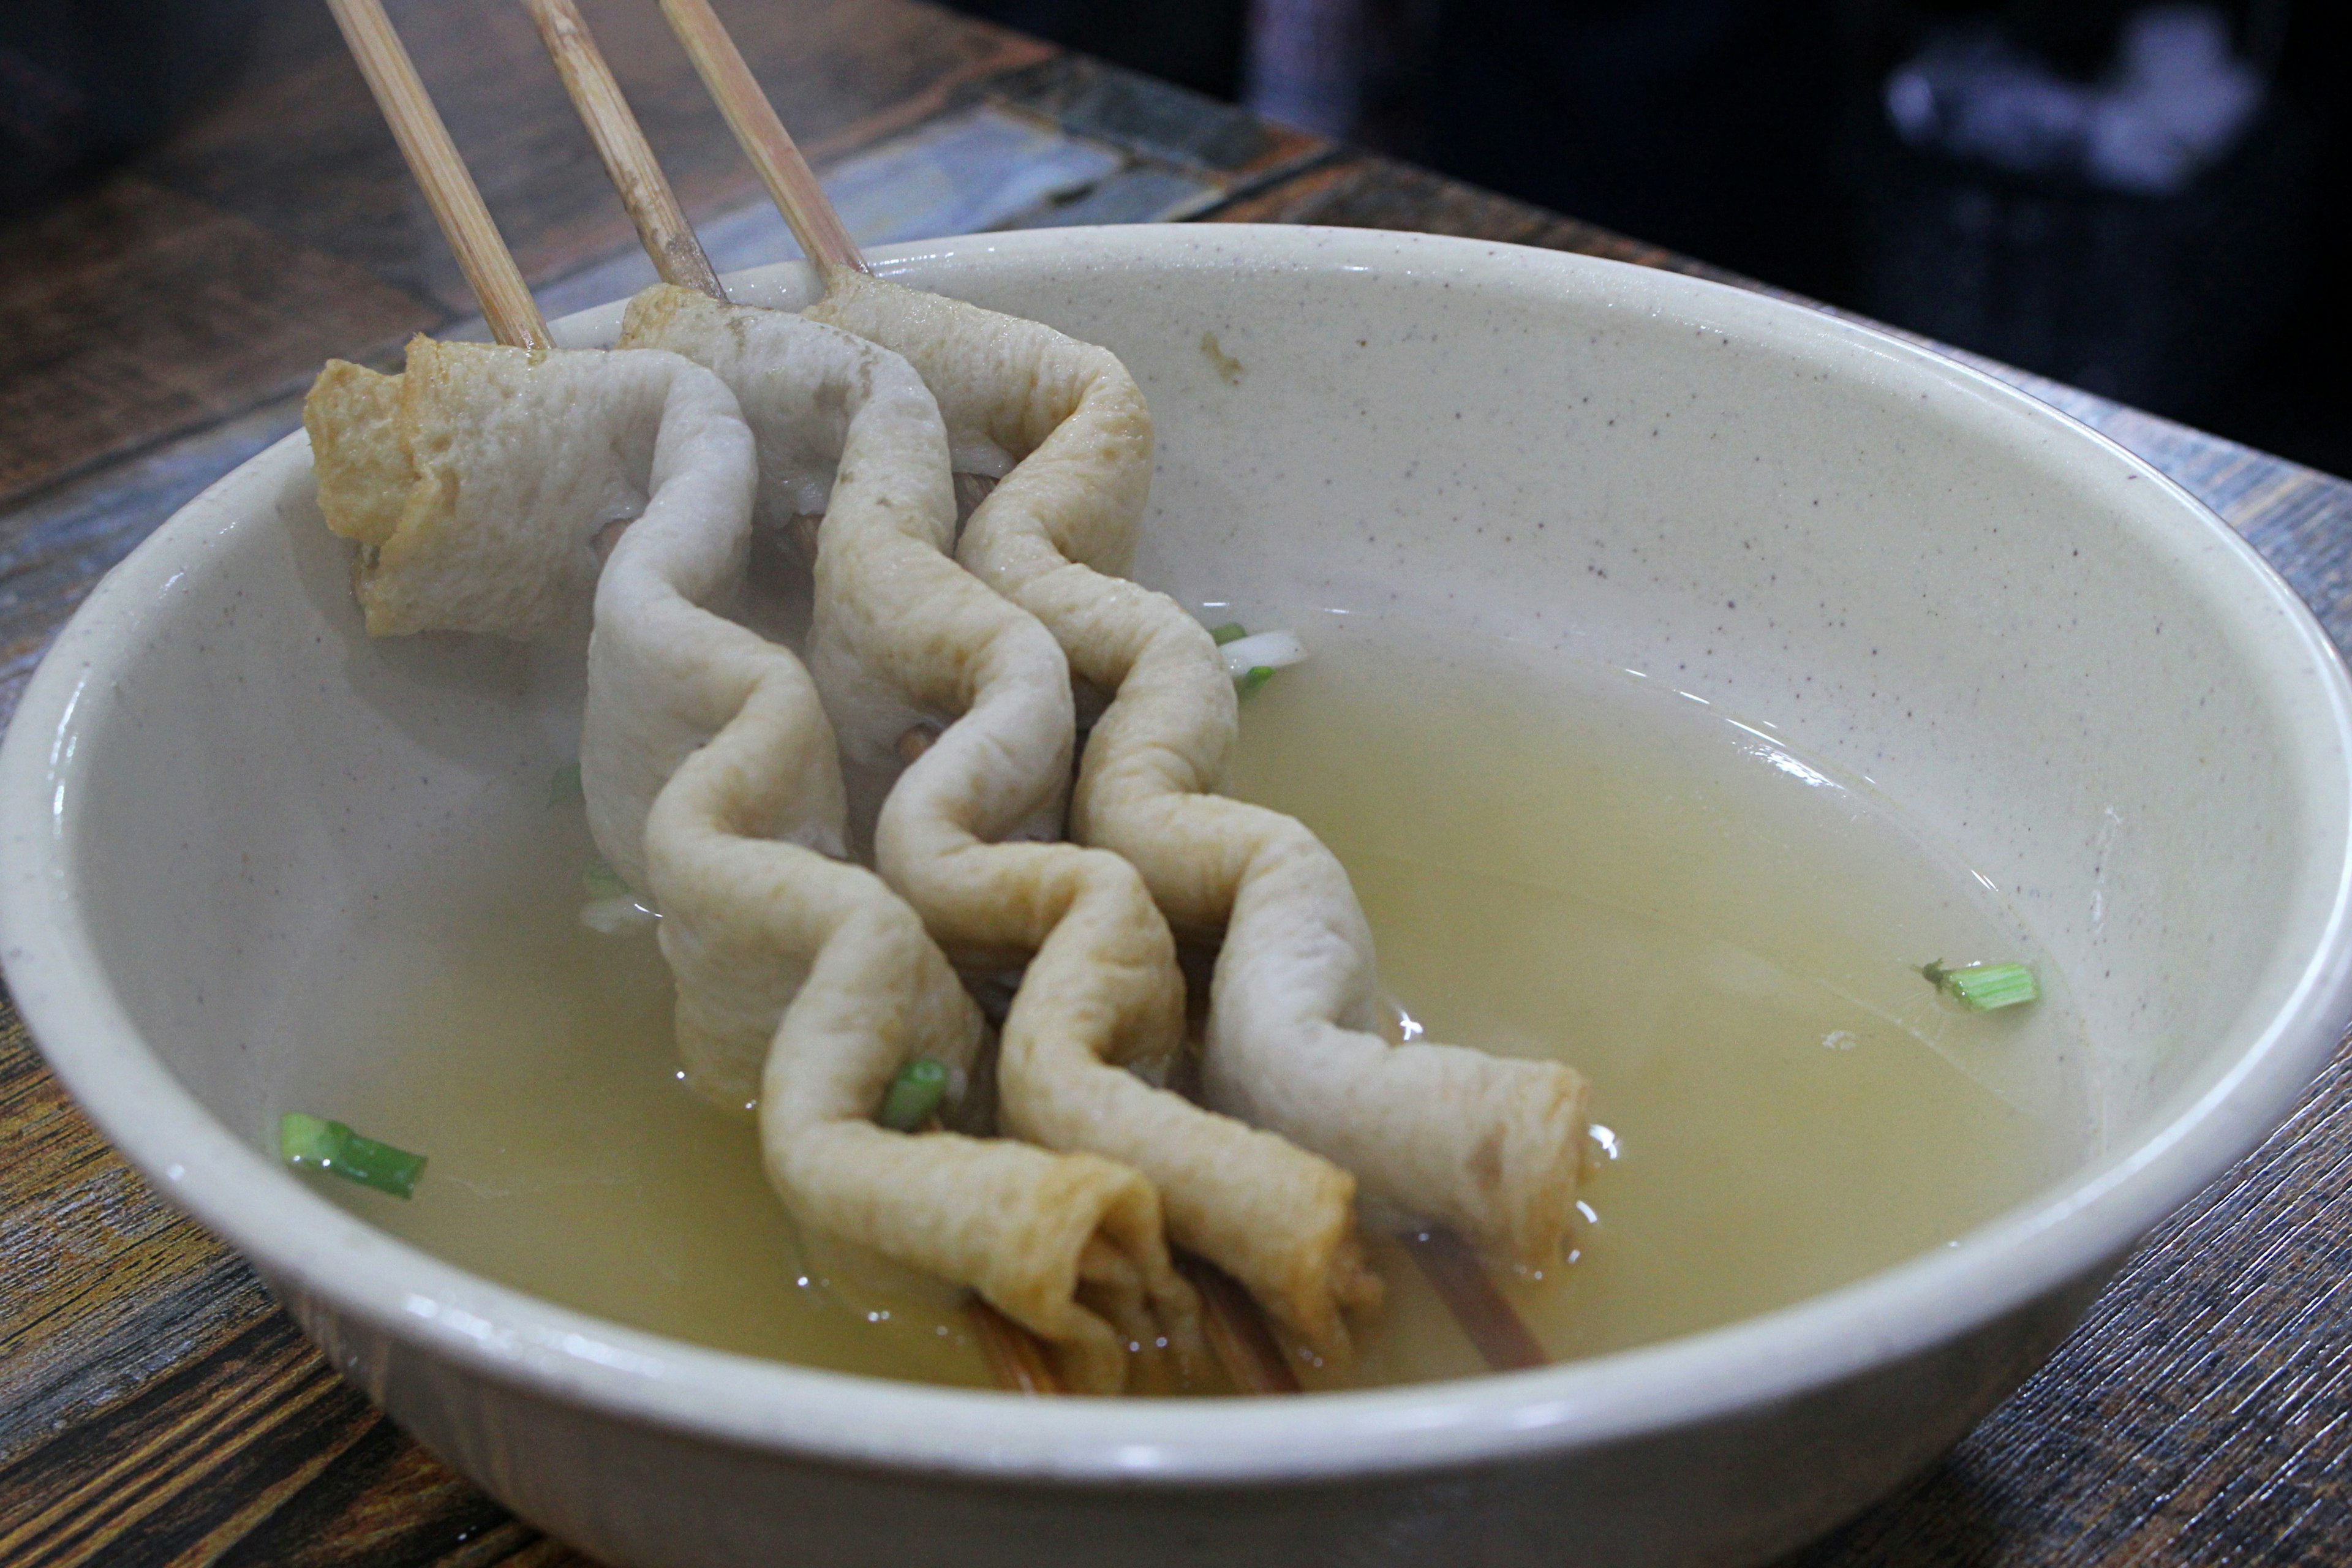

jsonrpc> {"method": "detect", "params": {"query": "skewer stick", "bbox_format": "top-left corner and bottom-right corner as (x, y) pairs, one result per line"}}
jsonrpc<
(310, 6), (986, 1412)
(327, 0), (1060, 1402)
(649, 0), (1308, 1401)
(641, 0), (1551, 1391)
(322, 0), (551, 349)
(522, 0), (726, 300)
(1403, 1229), (1548, 1373)
(519, 21), (1078, 1401)
(656, 0), (870, 281)
(1180, 1255), (1301, 1394)
(971, 1301), (1065, 1395)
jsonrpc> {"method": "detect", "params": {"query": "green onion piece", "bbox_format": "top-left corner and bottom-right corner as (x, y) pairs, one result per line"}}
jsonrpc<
(1237, 665), (1275, 696)
(582, 856), (628, 899)
(1208, 622), (1249, 646)
(548, 760), (584, 807)
(279, 1112), (427, 1198)
(878, 1058), (950, 1132)
(1921, 959), (2039, 1011)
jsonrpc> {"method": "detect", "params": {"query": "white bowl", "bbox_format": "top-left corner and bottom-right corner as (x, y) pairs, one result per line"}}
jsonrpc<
(6, 225), (2349, 1568)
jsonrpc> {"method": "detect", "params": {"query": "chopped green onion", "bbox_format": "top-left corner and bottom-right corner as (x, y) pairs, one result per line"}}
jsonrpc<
(279, 1112), (427, 1198)
(1921, 959), (2039, 1011)
(1209, 622), (1249, 646)
(1237, 665), (1275, 696)
(548, 760), (584, 806)
(1219, 630), (1308, 681)
(878, 1058), (949, 1132)
(582, 856), (628, 899)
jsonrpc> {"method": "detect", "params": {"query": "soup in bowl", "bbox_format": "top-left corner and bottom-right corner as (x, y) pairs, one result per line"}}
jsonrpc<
(5, 225), (2347, 1567)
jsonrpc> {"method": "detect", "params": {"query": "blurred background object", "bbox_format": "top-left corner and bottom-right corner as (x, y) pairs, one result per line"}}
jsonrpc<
(1241, 0), (1363, 139)
(944, 0), (2348, 477)
(1425, 0), (1852, 296)
(1844, 1), (2334, 467)
(0, 0), (268, 210)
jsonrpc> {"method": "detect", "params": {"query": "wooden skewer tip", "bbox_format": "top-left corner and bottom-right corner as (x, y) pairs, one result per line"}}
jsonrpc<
(323, 0), (550, 349)
(1182, 1255), (1302, 1395)
(1404, 1228), (1550, 1374)
(522, 0), (726, 301)
(970, 1300), (1063, 1396)
(655, 0), (869, 282)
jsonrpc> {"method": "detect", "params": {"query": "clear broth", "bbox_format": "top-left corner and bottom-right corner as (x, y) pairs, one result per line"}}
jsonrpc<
(303, 614), (2084, 1392)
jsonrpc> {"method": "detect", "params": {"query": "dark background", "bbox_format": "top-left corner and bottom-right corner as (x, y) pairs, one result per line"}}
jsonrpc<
(4, 0), (2344, 476)
(950, 0), (2351, 479)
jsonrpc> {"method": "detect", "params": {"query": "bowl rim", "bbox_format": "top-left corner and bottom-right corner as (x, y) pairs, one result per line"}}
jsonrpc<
(6, 222), (2350, 1483)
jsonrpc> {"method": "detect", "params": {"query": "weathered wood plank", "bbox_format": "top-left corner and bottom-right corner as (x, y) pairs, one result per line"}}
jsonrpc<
(986, 53), (1325, 186)
(4, 20), (2351, 1568)
(144, 0), (1054, 319)
(0, 396), (307, 730)
(0, 179), (432, 511)
(0, 1008), (279, 1471)
(0, 0), (1050, 527)
(1208, 151), (1706, 274)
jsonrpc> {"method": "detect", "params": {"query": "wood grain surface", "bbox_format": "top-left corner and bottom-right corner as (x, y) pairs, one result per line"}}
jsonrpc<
(2, 3), (2347, 1564)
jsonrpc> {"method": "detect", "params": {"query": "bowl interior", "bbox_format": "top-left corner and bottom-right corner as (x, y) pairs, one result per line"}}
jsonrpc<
(10, 224), (2349, 1470)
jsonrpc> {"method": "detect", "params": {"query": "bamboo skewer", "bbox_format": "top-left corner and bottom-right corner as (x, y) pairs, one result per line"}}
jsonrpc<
(524, 0), (726, 300)
(326, 0), (1058, 1400)
(651, 0), (1558, 1389)
(564, 11), (1293, 1392)
(1180, 1256), (1301, 1394)
(657, 0), (868, 280)
(323, 0), (551, 349)
(1402, 1229), (1548, 1373)
(970, 1301), (1065, 1395)
(515, 0), (1068, 1398)
(558, 0), (1555, 1391)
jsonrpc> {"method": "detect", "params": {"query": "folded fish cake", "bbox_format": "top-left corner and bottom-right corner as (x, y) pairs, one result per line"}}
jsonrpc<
(807, 274), (1594, 1270)
(622, 285), (1378, 1359)
(304, 334), (1186, 1392)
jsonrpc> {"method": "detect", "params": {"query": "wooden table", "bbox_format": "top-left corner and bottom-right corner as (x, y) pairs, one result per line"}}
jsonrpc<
(3, 2), (2347, 1562)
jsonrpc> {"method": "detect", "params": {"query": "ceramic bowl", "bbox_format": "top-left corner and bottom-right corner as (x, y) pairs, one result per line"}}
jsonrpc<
(6, 226), (2349, 1568)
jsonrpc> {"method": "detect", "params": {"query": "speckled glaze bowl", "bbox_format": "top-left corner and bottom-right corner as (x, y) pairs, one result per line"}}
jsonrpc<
(6, 227), (2350, 1568)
